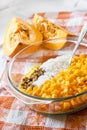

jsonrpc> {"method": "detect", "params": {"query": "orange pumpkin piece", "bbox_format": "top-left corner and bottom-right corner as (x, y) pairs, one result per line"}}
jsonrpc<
(33, 14), (75, 50)
(3, 17), (43, 57)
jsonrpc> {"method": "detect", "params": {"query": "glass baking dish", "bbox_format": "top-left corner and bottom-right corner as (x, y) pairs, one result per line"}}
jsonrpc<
(2, 36), (87, 114)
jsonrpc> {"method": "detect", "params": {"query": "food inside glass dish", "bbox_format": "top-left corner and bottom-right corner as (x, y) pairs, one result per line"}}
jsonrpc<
(19, 54), (87, 110)
(20, 54), (87, 98)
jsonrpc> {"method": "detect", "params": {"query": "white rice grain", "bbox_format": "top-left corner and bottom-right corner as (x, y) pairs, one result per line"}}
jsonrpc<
(33, 55), (71, 86)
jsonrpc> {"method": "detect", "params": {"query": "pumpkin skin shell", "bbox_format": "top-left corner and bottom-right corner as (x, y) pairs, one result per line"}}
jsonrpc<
(33, 14), (75, 50)
(3, 17), (43, 57)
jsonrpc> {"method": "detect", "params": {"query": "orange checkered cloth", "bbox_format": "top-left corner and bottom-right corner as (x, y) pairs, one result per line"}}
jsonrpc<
(0, 12), (87, 130)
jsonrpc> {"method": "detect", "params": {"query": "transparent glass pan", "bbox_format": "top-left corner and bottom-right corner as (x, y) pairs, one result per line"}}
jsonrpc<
(2, 37), (87, 114)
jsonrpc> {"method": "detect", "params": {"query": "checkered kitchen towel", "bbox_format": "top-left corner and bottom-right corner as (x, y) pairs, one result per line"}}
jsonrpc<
(0, 12), (87, 130)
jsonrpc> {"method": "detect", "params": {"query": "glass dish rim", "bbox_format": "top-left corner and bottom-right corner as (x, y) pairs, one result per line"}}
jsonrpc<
(7, 36), (87, 102)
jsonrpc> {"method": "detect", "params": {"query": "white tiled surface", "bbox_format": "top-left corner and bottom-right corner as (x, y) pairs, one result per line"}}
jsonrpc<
(0, 0), (87, 44)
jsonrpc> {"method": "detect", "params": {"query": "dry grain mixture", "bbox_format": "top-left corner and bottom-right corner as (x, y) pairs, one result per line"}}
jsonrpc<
(20, 55), (71, 90)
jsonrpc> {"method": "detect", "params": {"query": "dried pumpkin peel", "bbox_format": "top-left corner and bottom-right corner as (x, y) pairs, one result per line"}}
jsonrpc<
(3, 17), (43, 57)
(33, 14), (76, 50)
